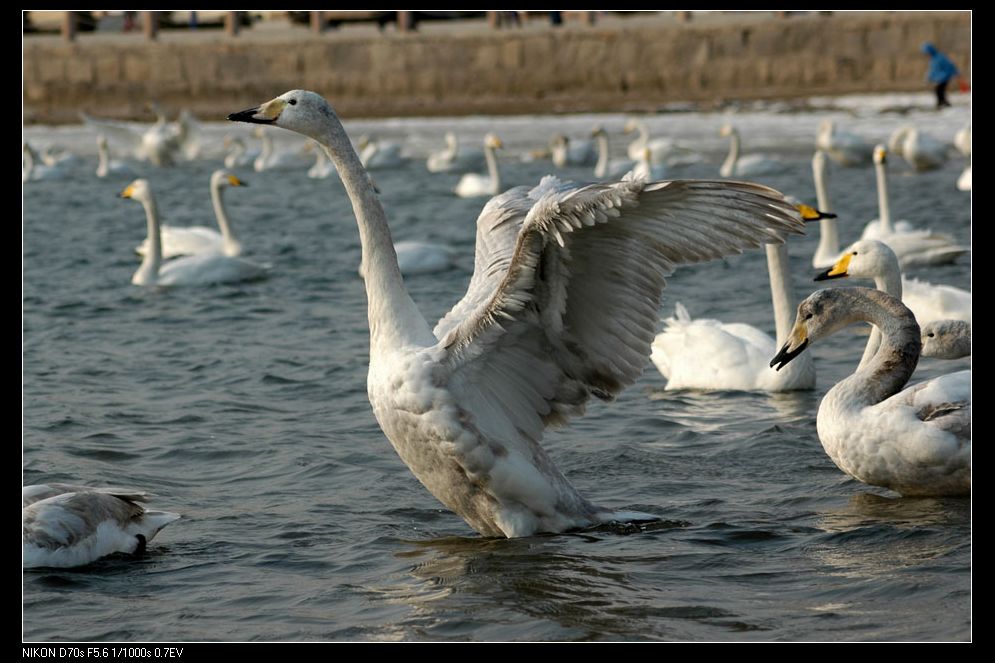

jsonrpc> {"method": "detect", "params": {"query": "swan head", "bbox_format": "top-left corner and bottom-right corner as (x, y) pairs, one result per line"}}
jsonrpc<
(97, 134), (109, 149)
(550, 134), (568, 149)
(817, 119), (835, 137)
(873, 144), (887, 165)
(590, 126), (606, 138)
(815, 239), (899, 282)
(229, 90), (341, 143)
(887, 126), (912, 153)
(485, 133), (503, 150)
(623, 119), (640, 134)
(770, 288), (848, 370)
(120, 179), (151, 202)
(211, 170), (248, 189)
(920, 320), (971, 359)
(719, 123), (735, 137)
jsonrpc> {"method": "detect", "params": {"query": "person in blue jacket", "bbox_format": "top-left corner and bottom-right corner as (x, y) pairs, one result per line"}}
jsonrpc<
(922, 42), (960, 108)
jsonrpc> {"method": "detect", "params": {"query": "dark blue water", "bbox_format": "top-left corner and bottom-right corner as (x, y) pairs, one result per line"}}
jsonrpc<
(23, 103), (971, 641)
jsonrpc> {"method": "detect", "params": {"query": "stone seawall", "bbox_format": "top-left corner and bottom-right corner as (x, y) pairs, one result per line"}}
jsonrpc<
(24, 11), (971, 124)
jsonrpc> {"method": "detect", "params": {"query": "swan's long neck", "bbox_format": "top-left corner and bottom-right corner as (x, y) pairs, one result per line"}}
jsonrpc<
(134, 194), (162, 285)
(633, 122), (649, 149)
(721, 130), (740, 175)
(766, 243), (796, 344)
(257, 132), (273, 168)
(228, 139), (245, 164)
(315, 116), (433, 349)
(23, 145), (35, 179)
(830, 289), (920, 408)
(97, 140), (110, 175)
(594, 133), (609, 178)
(875, 158), (892, 233)
(484, 143), (501, 194)
(856, 264), (904, 371)
(210, 180), (238, 254)
(812, 152), (839, 261)
(446, 133), (459, 159)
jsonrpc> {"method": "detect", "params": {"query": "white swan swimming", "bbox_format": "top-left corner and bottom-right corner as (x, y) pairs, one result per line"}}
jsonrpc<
(623, 118), (690, 165)
(253, 126), (301, 171)
(23, 143), (69, 182)
(358, 135), (405, 170)
(426, 132), (484, 173)
(454, 133), (503, 198)
(81, 106), (182, 167)
(810, 150), (843, 269)
(651, 226), (815, 392)
(921, 320), (971, 359)
(136, 170), (248, 259)
(23, 484), (180, 569)
(228, 89), (804, 537)
(631, 147), (668, 180)
(954, 125), (971, 192)
(815, 119), (871, 167)
(591, 126), (635, 179)
(95, 134), (134, 178)
(718, 124), (786, 178)
(815, 239), (971, 370)
(175, 109), (202, 161)
(223, 135), (259, 169)
(860, 145), (968, 267)
(771, 287), (970, 496)
(121, 179), (268, 286)
(550, 134), (597, 168)
(887, 125), (949, 172)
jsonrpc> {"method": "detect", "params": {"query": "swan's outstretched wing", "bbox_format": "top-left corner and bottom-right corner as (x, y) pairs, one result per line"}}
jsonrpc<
(80, 113), (143, 156)
(435, 178), (804, 439)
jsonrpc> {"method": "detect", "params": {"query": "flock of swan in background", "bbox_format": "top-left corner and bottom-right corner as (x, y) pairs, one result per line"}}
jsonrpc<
(23, 95), (971, 565)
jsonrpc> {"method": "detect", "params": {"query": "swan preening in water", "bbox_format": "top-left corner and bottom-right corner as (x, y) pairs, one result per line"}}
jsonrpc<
(549, 134), (597, 168)
(815, 119), (871, 167)
(426, 132), (484, 173)
(861, 145), (968, 267)
(454, 133), (503, 198)
(921, 319), (971, 359)
(591, 127), (635, 179)
(887, 125), (949, 171)
(23, 484), (180, 569)
(771, 287), (970, 497)
(136, 170), (249, 259)
(228, 89), (805, 537)
(122, 179), (268, 286)
(718, 124), (786, 178)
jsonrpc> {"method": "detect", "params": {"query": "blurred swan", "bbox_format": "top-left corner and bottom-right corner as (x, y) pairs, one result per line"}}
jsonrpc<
(223, 135), (259, 169)
(810, 150), (842, 268)
(860, 145), (967, 267)
(360, 240), (453, 278)
(40, 144), (81, 168)
(23, 484), (180, 569)
(23, 143), (68, 182)
(358, 134), (405, 170)
(96, 134), (135, 178)
(623, 118), (689, 165)
(631, 147), (668, 180)
(550, 134), (597, 168)
(454, 133), (503, 198)
(887, 125), (949, 171)
(305, 141), (337, 179)
(175, 109), (202, 161)
(921, 320), (971, 359)
(81, 105), (182, 166)
(719, 124), (786, 178)
(426, 132), (484, 173)
(121, 179), (268, 286)
(136, 170), (248, 258)
(954, 125), (971, 191)
(815, 239), (971, 369)
(591, 126), (635, 179)
(227, 89), (805, 536)
(253, 126), (301, 171)
(815, 119), (871, 166)
(771, 287), (970, 496)
(652, 233), (814, 392)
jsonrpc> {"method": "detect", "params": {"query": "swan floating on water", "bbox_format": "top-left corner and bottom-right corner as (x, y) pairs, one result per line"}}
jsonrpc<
(426, 132), (484, 173)
(253, 126), (301, 171)
(591, 126), (635, 179)
(860, 145), (968, 267)
(771, 287), (970, 497)
(96, 134), (135, 178)
(550, 134), (597, 168)
(623, 118), (692, 166)
(136, 170), (249, 259)
(887, 125), (949, 172)
(223, 135), (259, 169)
(920, 320), (971, 359)
(455, 133), (503, 198)
(229, 89), (805, 537)
(122, 179), (268, 286)
(23, 143), (69, 182)
(358, 135), (405, 170)
(719, 124), (786, 178)
(23, 484), (180, 569)
(815, 119), (871, 167)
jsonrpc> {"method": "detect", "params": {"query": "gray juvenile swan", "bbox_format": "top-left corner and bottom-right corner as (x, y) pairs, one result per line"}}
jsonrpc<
(771, 287), (970, 497)
(921, 320), (971, 359)
(229, 90), (804, 537)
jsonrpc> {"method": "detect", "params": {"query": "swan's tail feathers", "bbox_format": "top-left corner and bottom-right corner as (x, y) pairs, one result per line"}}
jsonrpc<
(142, 510), (181, 539)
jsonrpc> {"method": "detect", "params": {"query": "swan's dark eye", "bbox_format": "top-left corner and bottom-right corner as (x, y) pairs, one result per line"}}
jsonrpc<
(805, 313), (813, 320)
(927, 332), (935, 337)
(288, 99), (297, 106)
(852, 251), (858, 255)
